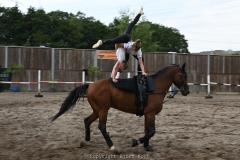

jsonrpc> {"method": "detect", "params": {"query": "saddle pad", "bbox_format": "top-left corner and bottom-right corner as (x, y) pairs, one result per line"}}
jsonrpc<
(109, 76), (155, 93)
(109, 78), (137, 92)
(147, 77), (155, 92)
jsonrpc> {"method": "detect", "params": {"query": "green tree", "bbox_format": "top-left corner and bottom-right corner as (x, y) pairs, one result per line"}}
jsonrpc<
(150, 23), (189, 53)
(74, 12), (108, 49)
(0, 6), (190, 52)
(73, 12), (114, 49)
(25, 7), (52, 46)
(99, 18), (120, 50)
(0, 5), (26, 45)
(47, 10), (73, 47)
(111, 9), (189, 53)
(47, 11), (110, 49)
(132, 21), (158, 52)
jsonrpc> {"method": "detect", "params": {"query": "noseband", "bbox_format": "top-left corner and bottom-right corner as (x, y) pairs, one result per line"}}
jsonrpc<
(179, 67), (188, 94)
(179, 68), (186, 92)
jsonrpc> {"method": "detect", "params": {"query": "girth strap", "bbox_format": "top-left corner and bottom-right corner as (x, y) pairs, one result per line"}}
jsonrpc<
(136, 75), (147, 116)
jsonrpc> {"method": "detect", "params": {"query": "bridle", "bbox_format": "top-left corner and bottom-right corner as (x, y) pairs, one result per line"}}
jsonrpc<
(178, 67), (188, 95)
(147, 66), (188, 103)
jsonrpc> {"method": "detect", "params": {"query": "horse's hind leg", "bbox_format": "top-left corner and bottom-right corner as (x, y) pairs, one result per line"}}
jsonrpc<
(80, 109), (98, 147)
(98, 110), (119, 153)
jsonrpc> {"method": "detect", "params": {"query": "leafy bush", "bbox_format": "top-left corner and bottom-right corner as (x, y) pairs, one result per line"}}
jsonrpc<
(4, 63), (23, 74)
(87, 66), (101, 76)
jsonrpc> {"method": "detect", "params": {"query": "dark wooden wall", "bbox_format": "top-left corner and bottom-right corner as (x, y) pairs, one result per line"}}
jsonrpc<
(0, 46), (239, 93)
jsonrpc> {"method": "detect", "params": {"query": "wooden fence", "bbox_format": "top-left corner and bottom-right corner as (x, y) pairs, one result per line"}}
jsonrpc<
(0, 46), (240, 93)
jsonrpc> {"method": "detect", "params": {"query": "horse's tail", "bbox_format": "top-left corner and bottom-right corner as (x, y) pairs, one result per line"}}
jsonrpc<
(51, 84), (89, 122)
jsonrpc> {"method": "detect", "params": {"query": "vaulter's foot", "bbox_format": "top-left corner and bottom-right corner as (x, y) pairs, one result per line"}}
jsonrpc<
(92, 40), (102, 48)
(139, 6), (144, 15)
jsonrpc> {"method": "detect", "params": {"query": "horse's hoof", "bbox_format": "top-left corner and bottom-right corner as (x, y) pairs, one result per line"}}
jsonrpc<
(79, 140), (88, 147)
(131, 139), (139, 147)
(145, 146), (154, 152)
(110, 145), (121, 155)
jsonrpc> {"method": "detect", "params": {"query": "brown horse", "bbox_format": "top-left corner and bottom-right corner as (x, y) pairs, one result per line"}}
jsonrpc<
(51, 63), (189, 152)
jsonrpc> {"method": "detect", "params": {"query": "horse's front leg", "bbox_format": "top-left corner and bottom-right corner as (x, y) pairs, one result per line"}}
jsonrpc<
(132, 114), (155, 152)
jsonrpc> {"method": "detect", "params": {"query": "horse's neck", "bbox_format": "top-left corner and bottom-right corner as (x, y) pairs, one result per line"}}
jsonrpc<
(154, 68), (178, 91)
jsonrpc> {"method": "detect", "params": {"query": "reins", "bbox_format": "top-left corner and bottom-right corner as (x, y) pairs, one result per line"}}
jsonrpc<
(142, 64), (188, 104)
(145, 65), (186, 104)
(146, 89), (179, 104)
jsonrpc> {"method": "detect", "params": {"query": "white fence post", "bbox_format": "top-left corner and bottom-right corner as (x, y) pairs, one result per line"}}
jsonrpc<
(5, 46), (8, 68)
(205, 53), (213, 98)
(82, 71), (85, 84)
(51, 48), (55, 80)
(35, 70), (43, 97)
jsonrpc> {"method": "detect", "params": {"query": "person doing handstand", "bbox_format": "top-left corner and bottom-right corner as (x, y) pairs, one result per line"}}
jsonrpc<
(111, 39), (147, 83)
(92, 7), (146, 82)
(92, 6), (144, 48)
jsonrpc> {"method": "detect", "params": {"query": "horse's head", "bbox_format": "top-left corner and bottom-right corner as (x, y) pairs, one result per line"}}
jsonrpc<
(173, 63), (190, 96)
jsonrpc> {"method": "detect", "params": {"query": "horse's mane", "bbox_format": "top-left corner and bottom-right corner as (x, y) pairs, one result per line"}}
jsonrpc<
(150, 64), (180, 78)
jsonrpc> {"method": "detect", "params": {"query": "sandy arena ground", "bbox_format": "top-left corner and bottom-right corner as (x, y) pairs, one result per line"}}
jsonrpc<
(0, 91), (239, 160)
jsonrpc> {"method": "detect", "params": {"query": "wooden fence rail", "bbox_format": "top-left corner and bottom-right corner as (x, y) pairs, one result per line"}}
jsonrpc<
(0, 46), (239, 93)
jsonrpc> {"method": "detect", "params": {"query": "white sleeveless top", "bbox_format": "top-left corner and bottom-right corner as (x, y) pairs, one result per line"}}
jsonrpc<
(116, 42), (143, 63)
(116, 48), (126, 63)
(124, 42), (142, 58)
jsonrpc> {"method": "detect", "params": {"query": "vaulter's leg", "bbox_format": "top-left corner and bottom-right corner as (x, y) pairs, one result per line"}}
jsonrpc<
(84, 110), (99, 141)
(98, 110), (115, 151)
(132, 114), (155, 152)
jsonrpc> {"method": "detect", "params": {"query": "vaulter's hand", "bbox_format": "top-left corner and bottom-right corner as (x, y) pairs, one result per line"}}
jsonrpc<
(142, 72), (147, 76)
(113, 78), (118, 83)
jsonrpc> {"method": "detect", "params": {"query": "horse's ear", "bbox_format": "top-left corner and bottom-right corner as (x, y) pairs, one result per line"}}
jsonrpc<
(181, 62), (186, 70)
